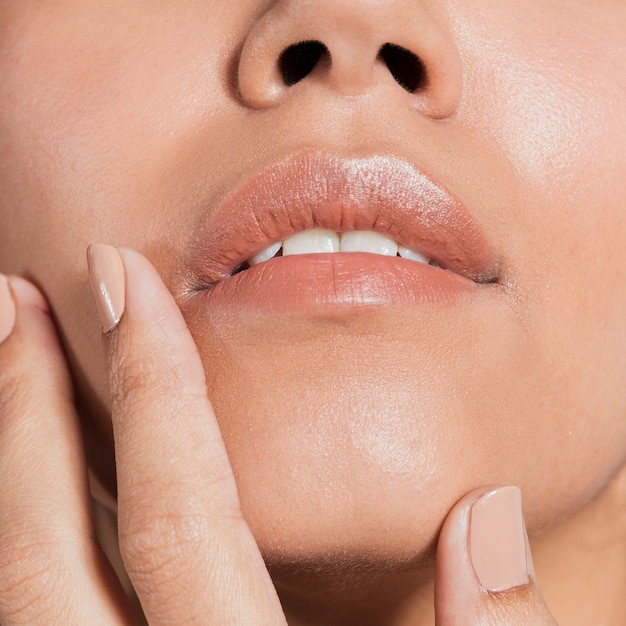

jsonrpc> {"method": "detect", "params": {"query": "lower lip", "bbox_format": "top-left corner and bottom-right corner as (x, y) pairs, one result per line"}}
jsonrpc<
(191, 253), (480, 313)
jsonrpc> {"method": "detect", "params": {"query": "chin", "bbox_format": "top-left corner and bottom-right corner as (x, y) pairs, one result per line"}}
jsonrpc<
(187, 306), (513, 573)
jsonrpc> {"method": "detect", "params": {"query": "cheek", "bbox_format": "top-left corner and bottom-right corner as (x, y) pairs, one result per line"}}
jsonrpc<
(0, 2), (237, 278)
(0, 3), (241, 403)
(455, 3), (626, 187)
(455, 2), (626, 526)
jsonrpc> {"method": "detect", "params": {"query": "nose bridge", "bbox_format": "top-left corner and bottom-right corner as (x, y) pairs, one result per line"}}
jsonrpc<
(237, 0), (463, 118)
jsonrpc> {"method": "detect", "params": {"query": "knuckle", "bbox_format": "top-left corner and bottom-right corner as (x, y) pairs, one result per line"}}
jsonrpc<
(119, 505), (210, 581)
(110, 351), (155, 405)
(110, 347), (183, 411)
(0, 528), (58, 589)
(0, 530), (69, 621)
(119, 496), (245, 583)
(108, 311), (208, 410)
(0, 350), (71, 430)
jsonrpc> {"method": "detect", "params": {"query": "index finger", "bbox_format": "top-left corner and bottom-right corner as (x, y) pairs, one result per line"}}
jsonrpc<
(87, 244), (286, 626)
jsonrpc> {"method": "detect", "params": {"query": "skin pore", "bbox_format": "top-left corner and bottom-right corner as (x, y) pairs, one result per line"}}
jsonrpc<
(1, 1), (626, 624)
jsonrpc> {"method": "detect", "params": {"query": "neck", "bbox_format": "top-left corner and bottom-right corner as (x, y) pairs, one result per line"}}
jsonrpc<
(532, 466), (626, 625)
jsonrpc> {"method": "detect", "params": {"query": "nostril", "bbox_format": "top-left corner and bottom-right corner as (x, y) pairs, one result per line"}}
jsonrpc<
(279, 40), (330, 86)
(378, 43), (426, 93)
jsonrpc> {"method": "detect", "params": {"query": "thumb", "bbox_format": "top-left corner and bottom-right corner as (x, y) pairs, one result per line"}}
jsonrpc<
(435, 486), (557, 625)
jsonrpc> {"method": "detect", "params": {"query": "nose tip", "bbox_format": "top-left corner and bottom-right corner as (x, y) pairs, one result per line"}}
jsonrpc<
(236, 0), (463, 119)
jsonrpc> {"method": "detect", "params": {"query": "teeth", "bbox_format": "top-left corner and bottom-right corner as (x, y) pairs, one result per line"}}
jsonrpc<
(398, 244), (430, 264)
(340, 230), (398, 256)
(240, 229), (433, 270)
(248, 241), (282, 266)
(282, 228), (340, 256)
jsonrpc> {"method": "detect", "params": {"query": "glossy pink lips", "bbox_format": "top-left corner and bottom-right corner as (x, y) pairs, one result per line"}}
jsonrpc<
(183, 152), (499, 312)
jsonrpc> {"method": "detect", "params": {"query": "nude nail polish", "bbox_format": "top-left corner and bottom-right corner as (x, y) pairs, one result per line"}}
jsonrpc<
(469, 486), (529, 592)
(87, 244), (126, 333)
(0, 275), (16, 344)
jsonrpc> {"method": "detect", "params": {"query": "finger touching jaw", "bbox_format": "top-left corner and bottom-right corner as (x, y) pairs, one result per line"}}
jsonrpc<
(87, 245), (287, 625)
(435, 486), (557, 625)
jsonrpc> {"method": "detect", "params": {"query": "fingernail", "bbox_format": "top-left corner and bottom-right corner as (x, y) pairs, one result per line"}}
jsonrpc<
(469, 486), (529, 592)
(0, 275), (16, 343)
(87, 244), (126, 333)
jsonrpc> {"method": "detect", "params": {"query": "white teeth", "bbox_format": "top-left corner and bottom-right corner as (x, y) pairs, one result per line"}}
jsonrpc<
(340, 230), (398, 256)
(282, 228), (340, 256)
(398, 244), (430, 264)
(248, 241), (282, 266)
(241, 229), (432, 270)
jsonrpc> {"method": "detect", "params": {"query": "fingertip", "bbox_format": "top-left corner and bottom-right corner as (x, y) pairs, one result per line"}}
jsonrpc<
(87, 243), (126, 333)
(0, 275), (16, 344)
(435, 485), (555, 625)
(469, 486), (529, 593)
(437, 485), (530, 593)
(435, 486), (487, 617)
(104, 245), (206, 392)
(0, 275), (52, 346)
(115, 246), (166, 296)
(8, 276), (51, 311)
(115, 246), (187, 332)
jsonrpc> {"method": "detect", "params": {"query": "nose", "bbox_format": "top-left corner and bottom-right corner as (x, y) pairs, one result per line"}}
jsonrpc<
(237, 0), (463, 118)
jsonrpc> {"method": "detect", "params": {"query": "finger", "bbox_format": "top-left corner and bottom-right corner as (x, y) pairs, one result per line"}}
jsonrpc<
(435, 485), (557, 625)
(87, 244), (286, 626)
(0, 276), (136, 625)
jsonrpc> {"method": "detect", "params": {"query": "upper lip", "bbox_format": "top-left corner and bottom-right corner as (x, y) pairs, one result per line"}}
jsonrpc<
(183, 151), (500, 291)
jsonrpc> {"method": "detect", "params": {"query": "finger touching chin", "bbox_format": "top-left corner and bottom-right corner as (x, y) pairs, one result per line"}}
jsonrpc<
(435, 486), (556, 625)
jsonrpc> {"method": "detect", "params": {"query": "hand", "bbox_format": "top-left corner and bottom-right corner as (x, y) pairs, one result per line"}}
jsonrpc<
(0, 250), (557, 625)
(0, 252), (286, 626)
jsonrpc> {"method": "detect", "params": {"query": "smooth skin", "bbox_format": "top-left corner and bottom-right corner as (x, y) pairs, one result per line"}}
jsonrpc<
(2, 0), (626, 623)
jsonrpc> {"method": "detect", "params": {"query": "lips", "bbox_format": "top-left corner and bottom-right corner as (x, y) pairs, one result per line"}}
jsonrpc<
(182, 152), (499, 312)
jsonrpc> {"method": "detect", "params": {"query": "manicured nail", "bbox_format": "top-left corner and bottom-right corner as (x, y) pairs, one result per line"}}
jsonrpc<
(0, 275), (16, 344)
(87, 244), (126, 333)
(469, 486), (529, 592)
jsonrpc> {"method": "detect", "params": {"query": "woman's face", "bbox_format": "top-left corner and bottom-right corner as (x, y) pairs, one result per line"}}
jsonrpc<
(2, 0), (626, 573)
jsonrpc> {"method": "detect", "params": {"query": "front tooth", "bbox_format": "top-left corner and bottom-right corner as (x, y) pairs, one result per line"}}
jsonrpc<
(248, 241), (282, 266)
(282, 229), (340, 255)
(341, 231), (398, 256)
(398, 244), (430, 264)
